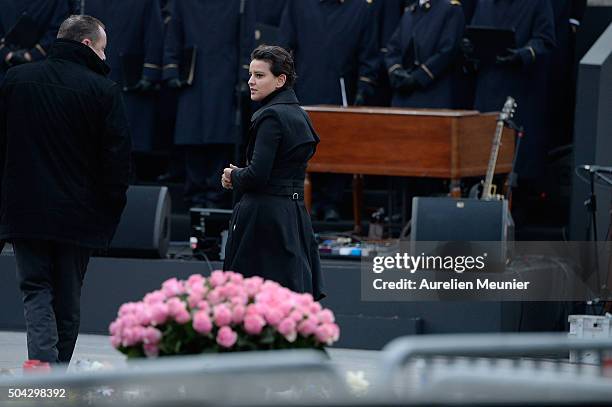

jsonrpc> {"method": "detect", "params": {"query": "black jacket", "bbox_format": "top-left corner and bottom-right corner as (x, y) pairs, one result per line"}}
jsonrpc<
(0, 39), (131, 248)
(224, 89), (325, 300)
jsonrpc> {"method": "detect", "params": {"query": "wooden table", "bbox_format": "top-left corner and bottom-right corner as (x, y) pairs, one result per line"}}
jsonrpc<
(303, 106), (515, 232)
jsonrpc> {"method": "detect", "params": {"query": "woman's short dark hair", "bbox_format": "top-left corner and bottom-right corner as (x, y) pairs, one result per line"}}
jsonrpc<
(57, 15), (105, 43)
(250, 45), (297, 89)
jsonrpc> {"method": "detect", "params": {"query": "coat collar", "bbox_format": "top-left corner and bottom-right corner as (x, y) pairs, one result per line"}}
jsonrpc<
(251, 88), (299, 122)
(48, 39), (111, 76)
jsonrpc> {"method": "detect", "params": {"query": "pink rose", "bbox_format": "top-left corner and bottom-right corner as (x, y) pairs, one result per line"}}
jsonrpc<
(264, 307), (283, 326)
(209, 270), (227, 287)
(162, 278), (185, 297)
(317, 309), (335, 324)
(244, 277), (264, 296)
(174, 309), (191, 324)
(216, 326), (237, 348)
(309, 302), (322, 314)
(278, 318), (297, 342)
(289, 310), (304, 323)
(296, 293), (314, 307)
(142, 327), (162, 344)
(149, 303), (169, 326)
(297, 317), (318, 337)
(229, 273), (244, 284)
(243, 314), (266, 335)
(166, 298), (186, 316)
(193, 310), (213, 334)
(119, 302), (137, 316)
(109, 320), (121, 336)
(196, 300), (210, 313)
(213, 304), (232, 326)
(207, 288), (223, 305)
(144, 290), (166, 304)
(187, 274), (205, 287)
(231, 305), (246, 324)
(315, 323), (339, 345)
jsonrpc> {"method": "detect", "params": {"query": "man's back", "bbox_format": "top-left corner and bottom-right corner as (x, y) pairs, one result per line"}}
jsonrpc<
(0, 39), (131, 248)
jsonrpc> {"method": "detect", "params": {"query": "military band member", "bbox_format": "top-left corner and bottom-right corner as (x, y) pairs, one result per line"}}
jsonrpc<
(385, 0), (465, 109)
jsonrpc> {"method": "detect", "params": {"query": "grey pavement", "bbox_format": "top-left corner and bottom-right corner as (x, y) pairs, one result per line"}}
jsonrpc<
(0, 331), (381, 379)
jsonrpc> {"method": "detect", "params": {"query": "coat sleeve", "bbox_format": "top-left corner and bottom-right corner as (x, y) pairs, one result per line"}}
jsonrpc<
(412, 5), (465, 89)
(385, 21), (404, 74)
(142, 0), (164, 82)
(231, 113), (282, 192)
(162, 0), (184, 81)
(99, 84), (132, 219)
(28, 0), (69, 62)
(357, 3), (379, 92)
(517, 0), (556, 68)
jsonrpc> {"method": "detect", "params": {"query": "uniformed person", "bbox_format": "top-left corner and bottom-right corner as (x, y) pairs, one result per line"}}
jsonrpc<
(163, 0), (255, 208)
(370, 0), (412, 106)
(253, 0), (287, 47)
(471, 0), (555, 182)
(548, 0), (587, 147)
(0, 0), (69, 81)
(279, 0), (379, 220)
(81, 0), (164, 155)
(385, 0), (465, 109)
(279, 0), (379, 107)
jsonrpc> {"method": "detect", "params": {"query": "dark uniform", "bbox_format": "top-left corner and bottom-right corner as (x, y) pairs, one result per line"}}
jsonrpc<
(0, 0), (69, 81)
(255, 0), (287, 26)
(223, 88), (324, 300)
(279, 0), (379, 106)
(548, 0), (587, 147)
(163, 0), (255, 207)
(279, 0), (379, 219)
(385, 0), (465, 108)
(80, 1), (163, 153)
(253, 0), (287, 47)
(371, 0), (411, 106)
(471, 0), (555, 180)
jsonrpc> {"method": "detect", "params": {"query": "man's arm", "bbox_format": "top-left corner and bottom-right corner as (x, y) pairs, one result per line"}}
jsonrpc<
(518, 0), (556, 68)
(99, 84), (132, 220)
(141, 0), (164, 84)
(162, 0), (184, 85)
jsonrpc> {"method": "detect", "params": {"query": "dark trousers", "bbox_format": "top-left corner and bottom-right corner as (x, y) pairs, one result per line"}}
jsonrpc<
(13, 240), (91, 365)
(184, 144), (233, 207)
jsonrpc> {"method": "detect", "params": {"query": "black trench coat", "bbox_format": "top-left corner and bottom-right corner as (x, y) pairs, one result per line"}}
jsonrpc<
(223, 89), (325, 300)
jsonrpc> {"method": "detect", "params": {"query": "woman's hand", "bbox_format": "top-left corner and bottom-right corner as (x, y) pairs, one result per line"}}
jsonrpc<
(221, 164), (239, 189)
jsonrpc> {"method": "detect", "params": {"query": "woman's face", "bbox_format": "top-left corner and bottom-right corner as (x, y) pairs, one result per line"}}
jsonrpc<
(248, 59), (286, 102)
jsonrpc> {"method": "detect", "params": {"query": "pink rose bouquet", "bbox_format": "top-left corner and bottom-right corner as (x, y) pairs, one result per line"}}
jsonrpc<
(109, 271), (340, 358)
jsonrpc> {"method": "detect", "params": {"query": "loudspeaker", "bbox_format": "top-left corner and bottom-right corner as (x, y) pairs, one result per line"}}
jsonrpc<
(411, 197), (513, 264)
(107, 185), (171, 258)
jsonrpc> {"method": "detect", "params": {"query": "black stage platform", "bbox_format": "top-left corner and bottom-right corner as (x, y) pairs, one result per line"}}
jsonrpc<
(0, 254), (567, 350)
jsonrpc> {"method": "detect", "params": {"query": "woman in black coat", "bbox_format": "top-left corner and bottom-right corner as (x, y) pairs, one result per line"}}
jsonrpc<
(222, 45), (324, 300)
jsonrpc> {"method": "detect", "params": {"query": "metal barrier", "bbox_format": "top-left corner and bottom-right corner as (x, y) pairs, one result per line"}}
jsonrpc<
(0, 349), (349, 406)
(378, 333), (612, 403)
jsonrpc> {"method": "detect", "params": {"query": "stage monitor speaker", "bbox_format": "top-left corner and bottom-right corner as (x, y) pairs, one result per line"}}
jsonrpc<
(107, 185), (171, 258)
(410, 197), (513, 264)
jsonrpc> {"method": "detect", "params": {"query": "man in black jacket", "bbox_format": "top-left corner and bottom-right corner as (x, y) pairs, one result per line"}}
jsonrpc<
(0, 15), (131, 366)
